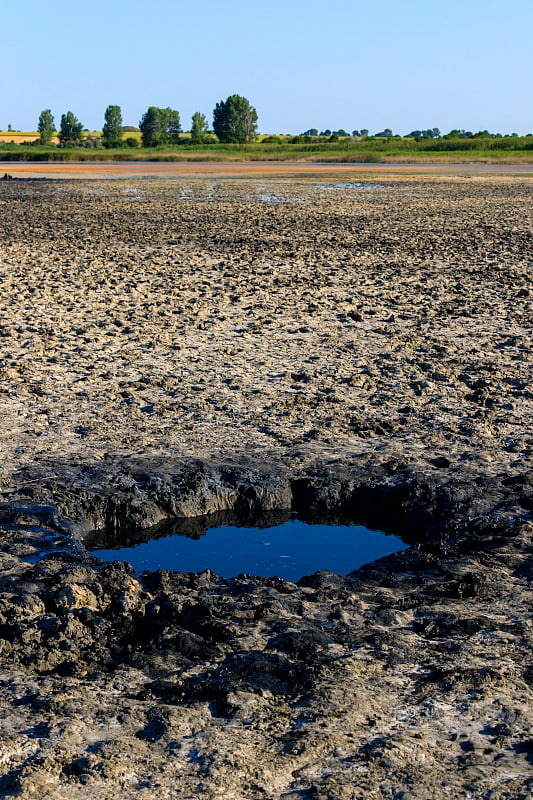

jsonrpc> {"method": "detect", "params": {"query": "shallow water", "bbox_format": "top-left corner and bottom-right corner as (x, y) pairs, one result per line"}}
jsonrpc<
(90, 519), (407, 582)
(317, 181), (385, 191)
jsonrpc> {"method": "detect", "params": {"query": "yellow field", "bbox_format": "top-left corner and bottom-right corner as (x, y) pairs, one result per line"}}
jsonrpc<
(0, 132), (39, 142)
(0, 132), (59, 143)
(0, 131), (282, 143)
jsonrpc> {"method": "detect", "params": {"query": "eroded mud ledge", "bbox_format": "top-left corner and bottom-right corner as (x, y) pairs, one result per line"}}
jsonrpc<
(0, 175), (532, 797)
(1, 455), (532, 799)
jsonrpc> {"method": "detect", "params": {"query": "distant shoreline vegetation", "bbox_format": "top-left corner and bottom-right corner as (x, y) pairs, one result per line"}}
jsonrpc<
(1, 100), (532, 162)
(1, 138), (532, 164)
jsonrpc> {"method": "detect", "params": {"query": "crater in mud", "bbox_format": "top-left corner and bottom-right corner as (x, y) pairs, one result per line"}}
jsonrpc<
(86, 510), (408, 582)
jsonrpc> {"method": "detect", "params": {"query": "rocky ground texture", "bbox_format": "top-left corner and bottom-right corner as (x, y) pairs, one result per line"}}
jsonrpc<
(0, 174), (531, 798)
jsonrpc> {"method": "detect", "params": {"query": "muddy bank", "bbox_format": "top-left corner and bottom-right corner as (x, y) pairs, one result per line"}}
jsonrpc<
(0, 175), (532, 798)
(2, 162), (533, 180)
(1, 457), (533, 799)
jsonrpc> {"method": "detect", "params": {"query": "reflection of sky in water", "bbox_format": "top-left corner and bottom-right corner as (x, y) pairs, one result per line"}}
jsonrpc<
(115, 181), (382, 204)
(317, 182), (385, 191)
(258, 193), (305, 204)
(91, 520), (407, 582)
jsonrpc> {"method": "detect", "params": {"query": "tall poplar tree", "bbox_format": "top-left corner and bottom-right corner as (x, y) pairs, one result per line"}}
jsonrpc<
(102, 105), (123, 148)
(191, 112), (209, 143)
(37, 109), (55, 145)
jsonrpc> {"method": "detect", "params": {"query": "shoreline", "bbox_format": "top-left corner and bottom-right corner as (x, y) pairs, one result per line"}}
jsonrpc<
(2, 159), (533, 179)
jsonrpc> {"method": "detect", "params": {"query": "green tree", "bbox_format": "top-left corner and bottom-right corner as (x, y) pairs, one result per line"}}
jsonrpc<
(139, 106), (159, 147)
(102, 105), (123, 147)
(38, 109), (55, 145)
(212, 95), (258, 143)
(59, 111), (83, 146)
(191, 112), (209, 144)
(139, 106), (181, 146)
(165, 108), (181, 144)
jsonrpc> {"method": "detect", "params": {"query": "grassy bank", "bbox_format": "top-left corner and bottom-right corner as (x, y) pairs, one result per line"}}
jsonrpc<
(1, 136), (532, 163)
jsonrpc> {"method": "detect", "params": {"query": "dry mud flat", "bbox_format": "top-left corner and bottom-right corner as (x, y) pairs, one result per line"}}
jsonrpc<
(0, 175), (532, 798)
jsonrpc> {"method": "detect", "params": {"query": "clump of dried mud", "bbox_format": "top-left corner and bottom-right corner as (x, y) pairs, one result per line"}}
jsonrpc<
(0, 175), (532, 799)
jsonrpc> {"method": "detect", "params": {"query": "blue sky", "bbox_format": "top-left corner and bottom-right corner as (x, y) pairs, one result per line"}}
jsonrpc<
(2, 0), (532, 134)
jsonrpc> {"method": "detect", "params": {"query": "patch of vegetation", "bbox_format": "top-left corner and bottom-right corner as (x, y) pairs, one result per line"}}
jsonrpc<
(1, 125), (532, 164)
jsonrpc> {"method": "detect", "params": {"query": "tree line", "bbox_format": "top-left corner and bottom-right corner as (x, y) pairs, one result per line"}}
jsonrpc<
(299, 126), (530, 141)
(34, 95), (258, 148)
(12, 104), (530, 147)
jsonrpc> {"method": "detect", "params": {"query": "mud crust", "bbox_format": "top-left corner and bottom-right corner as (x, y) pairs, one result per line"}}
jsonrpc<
(0, 175), (532, 798)
(1, 457), (532, 799)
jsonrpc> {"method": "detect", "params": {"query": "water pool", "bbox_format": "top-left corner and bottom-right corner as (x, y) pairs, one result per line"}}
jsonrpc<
(90, 518), (408, 582)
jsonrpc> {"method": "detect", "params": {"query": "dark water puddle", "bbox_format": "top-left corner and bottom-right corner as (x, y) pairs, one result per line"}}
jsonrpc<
(88, 513), (407, 582)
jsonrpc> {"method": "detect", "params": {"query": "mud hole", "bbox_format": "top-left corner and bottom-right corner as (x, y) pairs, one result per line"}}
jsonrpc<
(0, 175), (532, 798)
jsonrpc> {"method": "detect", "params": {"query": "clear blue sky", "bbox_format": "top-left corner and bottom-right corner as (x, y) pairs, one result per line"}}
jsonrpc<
(2, 0), (532, 135)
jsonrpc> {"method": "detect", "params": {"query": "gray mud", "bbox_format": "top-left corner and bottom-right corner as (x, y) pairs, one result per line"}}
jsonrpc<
(0, 176), (532, 799)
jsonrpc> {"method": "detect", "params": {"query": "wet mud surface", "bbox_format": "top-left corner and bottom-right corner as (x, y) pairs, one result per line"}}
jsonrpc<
(0, 176), (532, 798)
(2, 162), (533, 180)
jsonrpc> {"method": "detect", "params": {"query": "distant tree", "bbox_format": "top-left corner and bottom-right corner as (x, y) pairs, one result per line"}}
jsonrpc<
(406, 129), (440, 139)
(352, 130), (360, 137)
(446, 129), (476, 138)
(212, 95), (258, 143)
(360, 128), (369, 137)
(374, 128), (393, 137)
(191, 112), (209, 144)
(59, 111), (83, 146)
(302, 128), (318, 136)
(334, 129), (348, 137)
(166, 108), (181, 143)
(102, 105), (123, 147)
(139, 107), (159, 147)
(38, 109), (55, 145)
(139, 106), (181, 146)
(320, 129), (331, 136)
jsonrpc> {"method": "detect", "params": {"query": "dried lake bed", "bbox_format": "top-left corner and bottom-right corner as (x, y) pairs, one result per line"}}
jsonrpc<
(0, 173), (532, 798)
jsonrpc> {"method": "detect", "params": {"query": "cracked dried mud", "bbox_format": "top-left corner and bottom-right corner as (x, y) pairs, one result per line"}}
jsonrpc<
(0, 173), (532, 799)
